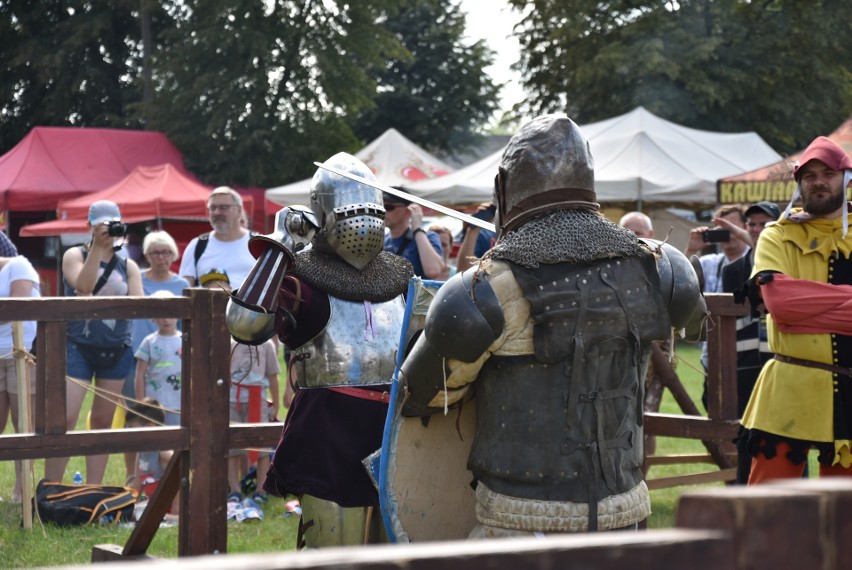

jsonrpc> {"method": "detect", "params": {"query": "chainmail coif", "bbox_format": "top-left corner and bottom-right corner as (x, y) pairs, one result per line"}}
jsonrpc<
(292, 249), (413, 302)
(488, 209), (641, 268)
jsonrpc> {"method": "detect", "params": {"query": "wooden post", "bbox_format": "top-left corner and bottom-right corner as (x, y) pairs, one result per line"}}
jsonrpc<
(704, 294), (739, 424)
(12, 321), (33, 529)
(179, 288), (232, 556)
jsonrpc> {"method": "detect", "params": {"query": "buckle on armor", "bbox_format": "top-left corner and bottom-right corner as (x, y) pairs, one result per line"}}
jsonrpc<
(579, 391), (598, 402)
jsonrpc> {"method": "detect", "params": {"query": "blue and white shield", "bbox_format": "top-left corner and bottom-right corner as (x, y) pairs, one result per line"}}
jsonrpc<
(373, 277), (478, 543)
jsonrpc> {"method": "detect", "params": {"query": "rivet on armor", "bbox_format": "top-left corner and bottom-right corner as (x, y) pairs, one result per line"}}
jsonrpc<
(545, 305), (550, 310)
(552, 281), (557, 286)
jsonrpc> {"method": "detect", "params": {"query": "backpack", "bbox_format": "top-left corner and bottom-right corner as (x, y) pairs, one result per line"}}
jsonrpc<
(193, 232), (211, 269)
(192, 231), (259, 280)
(34, 479), (138, 526)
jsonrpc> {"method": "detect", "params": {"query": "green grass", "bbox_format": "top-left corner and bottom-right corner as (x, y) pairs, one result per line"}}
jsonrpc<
(0, 351), (298, 567)
(1, 342), (800, 565)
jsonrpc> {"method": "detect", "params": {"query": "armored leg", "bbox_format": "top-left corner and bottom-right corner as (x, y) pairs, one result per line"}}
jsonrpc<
(297, 495), (387, 548)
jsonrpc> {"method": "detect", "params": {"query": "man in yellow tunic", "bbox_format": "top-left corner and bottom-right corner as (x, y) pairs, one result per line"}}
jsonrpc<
(741, 136), (852, 482)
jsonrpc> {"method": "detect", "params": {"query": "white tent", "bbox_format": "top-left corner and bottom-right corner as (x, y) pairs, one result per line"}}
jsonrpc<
(405, 107), (782, 207)
(266, 128), (454, 206)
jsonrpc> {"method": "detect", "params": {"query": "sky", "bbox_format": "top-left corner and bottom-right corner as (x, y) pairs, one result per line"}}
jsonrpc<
(457, 0), (525, 118)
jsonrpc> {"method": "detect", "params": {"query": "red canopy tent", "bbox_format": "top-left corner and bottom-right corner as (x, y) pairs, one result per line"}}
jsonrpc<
(20, 162), (254, 262)
(717, 116), (852, 205)
(0, 126), (190, 212)
(20, 164), (223, 236)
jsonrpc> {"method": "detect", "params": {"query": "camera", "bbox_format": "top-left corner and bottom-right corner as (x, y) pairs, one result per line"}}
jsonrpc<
(472, 203), (497, 222)
(105, 220), (127, 238)
(702, 229), (730, 243)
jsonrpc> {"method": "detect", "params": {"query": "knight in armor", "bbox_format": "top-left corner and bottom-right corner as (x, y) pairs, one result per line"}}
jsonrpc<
(398, 115), (706, 535)
(226, 153), (413, 547)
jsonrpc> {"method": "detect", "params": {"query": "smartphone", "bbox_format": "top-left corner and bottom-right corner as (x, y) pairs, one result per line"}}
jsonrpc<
(472, 204), (497, 221)
(702, 229), (731, 243)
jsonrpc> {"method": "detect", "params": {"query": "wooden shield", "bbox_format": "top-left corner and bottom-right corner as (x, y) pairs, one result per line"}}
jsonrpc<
(377, 278), (478, 543)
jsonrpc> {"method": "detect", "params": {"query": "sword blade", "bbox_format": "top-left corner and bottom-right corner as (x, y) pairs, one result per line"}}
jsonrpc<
(313, 161), (497, 232)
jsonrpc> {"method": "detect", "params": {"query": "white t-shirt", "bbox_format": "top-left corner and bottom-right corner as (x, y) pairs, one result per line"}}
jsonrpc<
(179, 231), (254, 290)
(0, 256), (40, 358)
(134, 331), (183, 425)
(229, 339), (280, 403)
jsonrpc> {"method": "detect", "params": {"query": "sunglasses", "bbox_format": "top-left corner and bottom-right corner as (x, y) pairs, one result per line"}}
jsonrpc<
(384, 203), (403, 211)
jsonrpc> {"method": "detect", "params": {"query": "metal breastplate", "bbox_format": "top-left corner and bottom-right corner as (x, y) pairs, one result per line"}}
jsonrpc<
(468, 255), (670, 504)
(293, 295), (405, 388)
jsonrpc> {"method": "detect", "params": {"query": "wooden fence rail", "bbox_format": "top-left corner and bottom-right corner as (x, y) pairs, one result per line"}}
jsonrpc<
(0, 289), (280, 557)
(0, 290), (749, 559)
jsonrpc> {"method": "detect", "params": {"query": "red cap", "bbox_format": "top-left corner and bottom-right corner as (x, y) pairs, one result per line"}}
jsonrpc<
(793, 136), (852, 181)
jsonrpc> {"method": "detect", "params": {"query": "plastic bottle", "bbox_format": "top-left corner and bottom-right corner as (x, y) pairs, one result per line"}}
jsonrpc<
(73, 471), (83, 485)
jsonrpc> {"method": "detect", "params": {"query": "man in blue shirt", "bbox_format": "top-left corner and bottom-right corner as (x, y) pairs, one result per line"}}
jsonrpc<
(382, 193), (445, 279)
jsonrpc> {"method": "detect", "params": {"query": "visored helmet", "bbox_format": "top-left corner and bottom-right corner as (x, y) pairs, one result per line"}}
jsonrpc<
(310, 152), (385, 270)
(495, 115), (598, 235)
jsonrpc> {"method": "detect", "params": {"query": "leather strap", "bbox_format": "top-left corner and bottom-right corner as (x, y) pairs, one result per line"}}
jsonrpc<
(326, 386), (391, 404)
(774, 354), (852, 377)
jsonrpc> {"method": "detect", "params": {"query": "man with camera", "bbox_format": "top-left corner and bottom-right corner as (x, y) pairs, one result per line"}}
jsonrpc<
(684, 205), (749, 294)
(684, 205), (749, 410)
(45, 200), (143, 485)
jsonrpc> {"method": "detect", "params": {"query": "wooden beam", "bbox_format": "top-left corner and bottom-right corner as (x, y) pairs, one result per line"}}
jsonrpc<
(0, 296), (193, 321)
(645, 453), (737, 466)
(0, 427), (187, 461)
(93, 530), (735, 570)
(645, 413), (739, 441)
(122, 453), (183, 556)
(646, 468), (737, 490)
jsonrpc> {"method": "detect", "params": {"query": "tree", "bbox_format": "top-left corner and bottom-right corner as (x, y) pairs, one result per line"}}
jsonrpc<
(0, 0), (150, 152)
(352, 0), (500, 155)
(507, 0), (852, 154)
(138, 0), (409, 187)
(1, 1), (503, 188)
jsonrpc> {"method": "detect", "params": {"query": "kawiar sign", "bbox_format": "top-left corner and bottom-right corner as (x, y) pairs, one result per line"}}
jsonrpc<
(716, 179), (797, 205)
